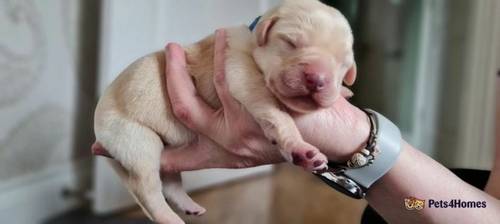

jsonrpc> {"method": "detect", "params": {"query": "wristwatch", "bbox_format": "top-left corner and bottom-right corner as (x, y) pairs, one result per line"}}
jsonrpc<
(313, 109), (402, 199)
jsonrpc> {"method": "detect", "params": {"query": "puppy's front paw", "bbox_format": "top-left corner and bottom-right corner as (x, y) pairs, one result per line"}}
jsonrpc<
(282, 141), (328, 171)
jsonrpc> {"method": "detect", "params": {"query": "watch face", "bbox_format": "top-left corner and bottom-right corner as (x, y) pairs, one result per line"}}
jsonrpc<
(314, 172), (365, 199)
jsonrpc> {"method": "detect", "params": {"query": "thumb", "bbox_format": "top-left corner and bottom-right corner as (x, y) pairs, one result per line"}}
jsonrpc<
(160, 137), (242, 172)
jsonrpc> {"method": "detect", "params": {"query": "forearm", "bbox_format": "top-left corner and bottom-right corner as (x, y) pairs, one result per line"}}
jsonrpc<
(485, 75), (500, 198)
(485, 117), (500, 198)
(367, 141), (500, 223)
(293, 98), (371, 162)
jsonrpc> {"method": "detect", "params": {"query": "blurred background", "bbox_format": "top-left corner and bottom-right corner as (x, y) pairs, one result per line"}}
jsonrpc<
(0, 0), (498, 223)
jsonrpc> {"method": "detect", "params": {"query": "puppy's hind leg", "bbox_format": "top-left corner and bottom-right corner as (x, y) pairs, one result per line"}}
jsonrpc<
(162, 173), (206, 216)
(105, 121), (184, 224)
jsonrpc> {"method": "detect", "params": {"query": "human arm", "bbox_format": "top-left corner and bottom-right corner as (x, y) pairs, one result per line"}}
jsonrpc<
(485, 73), (500, 198)
(368, 142), (500, 223)
(161, 30), (369, 172)
(162, 30), (500, 223)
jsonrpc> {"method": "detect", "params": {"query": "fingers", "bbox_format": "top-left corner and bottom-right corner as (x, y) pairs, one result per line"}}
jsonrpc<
(161, 144), (210, 173)
(213, 29), (241, 111)
(160, 137), (243, 172)
(165, 43), (215, 131)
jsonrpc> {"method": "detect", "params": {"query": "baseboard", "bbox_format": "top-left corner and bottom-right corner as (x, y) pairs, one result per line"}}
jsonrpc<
(0, 158), (92, 224)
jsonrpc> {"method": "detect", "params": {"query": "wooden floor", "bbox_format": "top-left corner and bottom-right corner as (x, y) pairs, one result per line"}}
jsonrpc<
(127, 164), (367, 224)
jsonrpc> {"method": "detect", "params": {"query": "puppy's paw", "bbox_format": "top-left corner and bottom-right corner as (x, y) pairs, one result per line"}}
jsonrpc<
(282, 141), (328, 171)
(179, 202), (206, 216)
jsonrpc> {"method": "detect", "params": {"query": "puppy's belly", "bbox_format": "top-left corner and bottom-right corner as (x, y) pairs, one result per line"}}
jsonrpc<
(95, 32), (219, 153)
(95, 51), (197, 150)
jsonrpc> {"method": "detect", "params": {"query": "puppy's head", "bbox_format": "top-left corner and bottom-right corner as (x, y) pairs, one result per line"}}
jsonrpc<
(252, 0), (356, 113)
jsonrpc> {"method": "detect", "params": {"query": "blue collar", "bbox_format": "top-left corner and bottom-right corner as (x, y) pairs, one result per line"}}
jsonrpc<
(248, 16), (261, 31)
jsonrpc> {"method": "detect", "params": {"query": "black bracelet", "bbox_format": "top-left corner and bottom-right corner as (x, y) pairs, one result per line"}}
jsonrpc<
(337, 109), (380, 169)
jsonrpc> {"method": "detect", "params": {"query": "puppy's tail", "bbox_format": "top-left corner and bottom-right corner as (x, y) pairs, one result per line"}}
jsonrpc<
(91, 141), (113, 158)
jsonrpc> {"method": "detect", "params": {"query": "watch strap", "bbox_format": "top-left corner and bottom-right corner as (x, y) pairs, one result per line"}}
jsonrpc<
(315, 168), (366, 199)
(344, 109), (402, 189)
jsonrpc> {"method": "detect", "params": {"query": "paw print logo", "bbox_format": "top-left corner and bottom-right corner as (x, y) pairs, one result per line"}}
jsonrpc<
(404, 197), (425, 210)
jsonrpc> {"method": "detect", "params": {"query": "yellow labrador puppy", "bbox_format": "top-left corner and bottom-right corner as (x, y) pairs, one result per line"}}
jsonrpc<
(93, 0), (356, 223)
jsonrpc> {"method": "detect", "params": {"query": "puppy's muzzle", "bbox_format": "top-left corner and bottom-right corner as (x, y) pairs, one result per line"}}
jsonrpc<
(304, 71), (327, 92)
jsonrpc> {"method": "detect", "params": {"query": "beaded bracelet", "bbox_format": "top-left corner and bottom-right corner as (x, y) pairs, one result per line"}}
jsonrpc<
(345, 109), (380, 169)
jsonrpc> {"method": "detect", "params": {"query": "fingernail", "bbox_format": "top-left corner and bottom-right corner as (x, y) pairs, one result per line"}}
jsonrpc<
(165, 42), (174, 50)
(165, 43), (176, 59)
(215, 29), (225, 38)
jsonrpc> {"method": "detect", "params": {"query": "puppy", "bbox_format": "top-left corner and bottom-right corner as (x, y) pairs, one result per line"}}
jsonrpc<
(93, 0), (356, 223)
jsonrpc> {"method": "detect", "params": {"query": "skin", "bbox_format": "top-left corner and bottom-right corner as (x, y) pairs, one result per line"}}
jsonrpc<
(161, 30), (369, 173)
(485, 73), (500, 198)
(161, 30), (500, 223)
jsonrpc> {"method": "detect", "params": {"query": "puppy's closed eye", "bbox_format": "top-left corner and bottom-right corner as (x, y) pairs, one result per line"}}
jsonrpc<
(279, 36), (298, 49)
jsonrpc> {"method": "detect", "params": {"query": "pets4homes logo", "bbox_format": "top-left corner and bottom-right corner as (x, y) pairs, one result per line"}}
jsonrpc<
(404, 196), (487, 210)
(404, 197), (425, 210)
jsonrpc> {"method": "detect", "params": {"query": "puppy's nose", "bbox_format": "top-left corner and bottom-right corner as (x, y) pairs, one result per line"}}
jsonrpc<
(304, 72), (326, 92)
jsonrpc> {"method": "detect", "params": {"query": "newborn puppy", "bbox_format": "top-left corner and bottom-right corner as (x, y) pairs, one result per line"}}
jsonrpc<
(93, 0), (356, 223)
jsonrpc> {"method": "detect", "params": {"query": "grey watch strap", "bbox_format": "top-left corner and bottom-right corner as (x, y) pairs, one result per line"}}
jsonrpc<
(344, 109), (402, 189)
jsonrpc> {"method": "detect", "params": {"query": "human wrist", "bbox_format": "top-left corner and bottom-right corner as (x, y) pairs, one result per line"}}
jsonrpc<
(324, 99), (371, 162)
(314, 109), (403, 199)
(341, 105), (371, 162)
(291, 98), (370, 162)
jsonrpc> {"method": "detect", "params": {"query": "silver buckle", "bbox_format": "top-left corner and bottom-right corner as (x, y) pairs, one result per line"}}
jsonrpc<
(313, 168), (366, 199)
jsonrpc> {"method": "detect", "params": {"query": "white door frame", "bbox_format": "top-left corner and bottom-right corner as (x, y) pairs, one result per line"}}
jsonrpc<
(409, 0), (446, 156)
(453, 0), (500, 169)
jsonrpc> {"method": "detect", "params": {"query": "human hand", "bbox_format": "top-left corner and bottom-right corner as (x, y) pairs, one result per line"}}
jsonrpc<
(161, 30), (283, 173)
(161, 29), (371, 173)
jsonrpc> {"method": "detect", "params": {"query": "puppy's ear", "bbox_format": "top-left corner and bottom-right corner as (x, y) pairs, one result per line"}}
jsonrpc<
(256, 17), (279, 46)
(343, 63), (357, 86)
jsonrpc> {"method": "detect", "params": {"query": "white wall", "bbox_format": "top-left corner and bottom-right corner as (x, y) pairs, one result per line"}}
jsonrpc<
(0, 0), (79, 184)
(0, 0), (91, 223)
(98, 0), (281, 91)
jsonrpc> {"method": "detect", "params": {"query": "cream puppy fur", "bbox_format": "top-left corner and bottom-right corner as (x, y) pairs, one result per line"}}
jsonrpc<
(93, 0), (356, 223)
